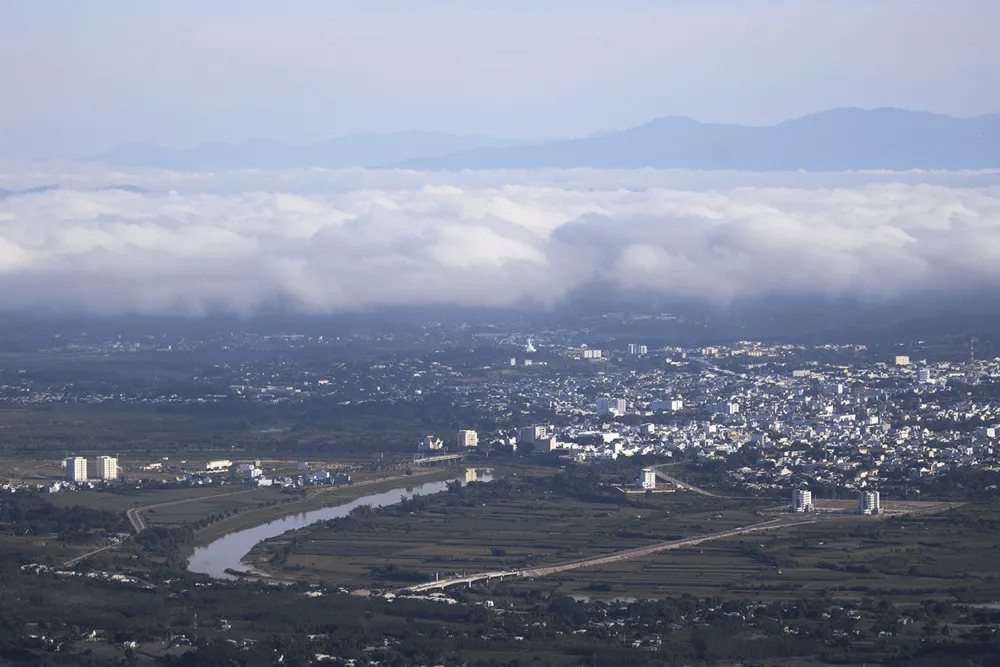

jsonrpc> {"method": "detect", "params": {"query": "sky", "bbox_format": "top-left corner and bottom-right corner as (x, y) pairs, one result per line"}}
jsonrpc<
(1, 0), (999, 158)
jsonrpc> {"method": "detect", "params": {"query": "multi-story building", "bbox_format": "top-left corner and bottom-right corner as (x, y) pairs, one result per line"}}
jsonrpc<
(419, 436), (444, 451)
(895, 355), (911, 366)
(596, 397), (627, 416)
(95, 455), (118, 480)
(518, 425), (548, 444)
(457, 429), (478, 449)
(918, 369), (932, 383)
(792, 488), (813, 512)
(859, 490), (881, 515)
(637, 468), (657, 490)
(66, 456), (88, 483)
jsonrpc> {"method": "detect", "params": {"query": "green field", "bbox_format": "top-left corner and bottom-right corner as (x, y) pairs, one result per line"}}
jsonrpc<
(248, 470), (767, 587)
(45, 485), (288, 524)
(249, 468), (997, 607)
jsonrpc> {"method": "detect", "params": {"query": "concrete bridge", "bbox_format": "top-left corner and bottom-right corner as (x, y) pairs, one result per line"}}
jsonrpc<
(411, 453), (468, 466)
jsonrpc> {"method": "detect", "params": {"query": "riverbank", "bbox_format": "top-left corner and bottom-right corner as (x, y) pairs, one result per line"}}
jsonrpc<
(179, 467), (458, 563)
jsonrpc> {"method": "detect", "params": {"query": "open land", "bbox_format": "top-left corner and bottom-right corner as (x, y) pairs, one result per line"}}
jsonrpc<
(248, 469), (981, 606)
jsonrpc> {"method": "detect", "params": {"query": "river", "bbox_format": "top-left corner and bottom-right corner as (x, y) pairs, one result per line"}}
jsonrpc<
(187, 469), (493, 580)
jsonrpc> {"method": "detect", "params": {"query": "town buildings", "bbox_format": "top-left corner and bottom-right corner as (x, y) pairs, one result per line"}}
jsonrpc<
(95, 456), (118, 480)
(457, 429), (479, 449)
(65, 456), (88, 483)
(793, 488), (814, 512)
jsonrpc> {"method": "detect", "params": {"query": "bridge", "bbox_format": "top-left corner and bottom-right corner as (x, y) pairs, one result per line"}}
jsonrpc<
(410, 453), (468, 466)
(398, 516), (817, 594)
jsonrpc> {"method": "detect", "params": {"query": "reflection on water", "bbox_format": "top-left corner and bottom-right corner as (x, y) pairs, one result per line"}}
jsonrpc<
(187, 469), (492, 580)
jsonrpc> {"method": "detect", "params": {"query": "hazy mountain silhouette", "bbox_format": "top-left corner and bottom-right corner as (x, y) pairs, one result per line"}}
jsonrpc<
(93, 184), (152, 194)
(0, 185), (59, 198)
(397, 108), (1000, 171)
(87, 132), (513, 170)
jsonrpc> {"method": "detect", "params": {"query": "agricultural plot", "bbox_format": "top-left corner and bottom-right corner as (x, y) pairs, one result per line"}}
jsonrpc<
(247, 475), (766, 587)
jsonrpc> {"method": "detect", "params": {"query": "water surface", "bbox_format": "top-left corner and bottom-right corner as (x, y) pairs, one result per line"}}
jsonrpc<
(188, 471), (491, 579)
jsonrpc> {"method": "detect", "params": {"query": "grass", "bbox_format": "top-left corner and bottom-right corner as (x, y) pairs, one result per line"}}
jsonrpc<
(248, 468), (991, 605)
(248, 476), (765, 587)
(488, 500), (1000, 605)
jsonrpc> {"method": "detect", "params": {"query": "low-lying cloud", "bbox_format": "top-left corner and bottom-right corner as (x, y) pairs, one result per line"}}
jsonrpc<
(1, 169), (999, 316)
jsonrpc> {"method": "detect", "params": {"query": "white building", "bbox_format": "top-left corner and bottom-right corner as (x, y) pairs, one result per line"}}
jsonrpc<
(518, 425), (548, 445)
(582, 349), (603, 359)
(652, 398), (684, 412)
(457, 429), (479, 449)
(717, 402), (740, 415)
(419, 436), (444, 451)
(792, 488), (814, 513)
(859, 490), (881, 515)
(205, 460), (233, 471)
(637, 468), (657, 490)
(66, 456), (88, 483)
(596, 397), (627, 416)
(95, 455), (118, 480)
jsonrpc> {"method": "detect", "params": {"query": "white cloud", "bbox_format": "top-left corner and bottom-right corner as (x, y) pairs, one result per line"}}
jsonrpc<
(0, 169), (999, 315)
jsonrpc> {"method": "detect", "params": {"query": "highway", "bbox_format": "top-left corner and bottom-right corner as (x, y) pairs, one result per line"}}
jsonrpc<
(401, 516), (818, 594)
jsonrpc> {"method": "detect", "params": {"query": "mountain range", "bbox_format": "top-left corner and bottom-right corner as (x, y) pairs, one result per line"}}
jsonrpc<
(87, 108), (1000, 172)
(86, 132), (512, 170)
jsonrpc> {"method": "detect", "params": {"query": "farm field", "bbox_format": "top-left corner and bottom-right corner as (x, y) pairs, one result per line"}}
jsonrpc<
(247, 471), (769, 587)
(249, 468), (989, 604)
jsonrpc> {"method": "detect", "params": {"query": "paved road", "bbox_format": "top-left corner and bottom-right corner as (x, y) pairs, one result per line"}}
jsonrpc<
(402, 516), (817, 593)
(63, 540), (121, 567)
(652, 465), (720, 497)
(126, 488), (257, 532)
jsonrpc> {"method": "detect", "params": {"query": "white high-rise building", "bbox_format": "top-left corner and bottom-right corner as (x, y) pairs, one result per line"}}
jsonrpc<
(457, 429), (478, 449)
(917, 369), (932, 383)
(792, 488), (813, 513)
(96, 455), (118, 480)
(859, 490), (881, 515)
(518, 425), (548, 444)
(66, 456), (88, 482)
(638, 468), (657, 490)
(596, 397), (627, 416)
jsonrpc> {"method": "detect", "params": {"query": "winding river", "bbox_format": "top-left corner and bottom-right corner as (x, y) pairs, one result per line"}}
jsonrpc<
(187, 470), (492, 580)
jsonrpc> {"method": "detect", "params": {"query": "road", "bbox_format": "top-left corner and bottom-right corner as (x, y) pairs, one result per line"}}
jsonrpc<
(63, 540), (121, 567)
(652, 465), (720, 497)
(126, 488), (257, 532)
(401, 516), (817, 594)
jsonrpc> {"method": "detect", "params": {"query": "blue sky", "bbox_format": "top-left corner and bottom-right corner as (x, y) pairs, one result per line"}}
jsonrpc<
(1, 0), (997, 157)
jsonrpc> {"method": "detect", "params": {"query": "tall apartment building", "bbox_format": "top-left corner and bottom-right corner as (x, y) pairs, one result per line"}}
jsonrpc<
(457, 429), (478, 449)
(792, 488), (814, 513)
(518, 425), (548, 444)
(596, 397), (627, 416)
(637, 468), (657, 490)
(95, 455), (118, 480)
(66, 456), (88, 482)
(859, 490), (881, 515)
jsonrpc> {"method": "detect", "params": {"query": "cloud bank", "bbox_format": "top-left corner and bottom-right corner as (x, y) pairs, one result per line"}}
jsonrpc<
(1, 169), (999, 316)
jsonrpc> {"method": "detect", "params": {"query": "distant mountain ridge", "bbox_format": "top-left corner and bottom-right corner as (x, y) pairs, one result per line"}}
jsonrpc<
(397, 108), (1000, 171)
(84, 108), (1000, 172)
(87, 131), (513, 170)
